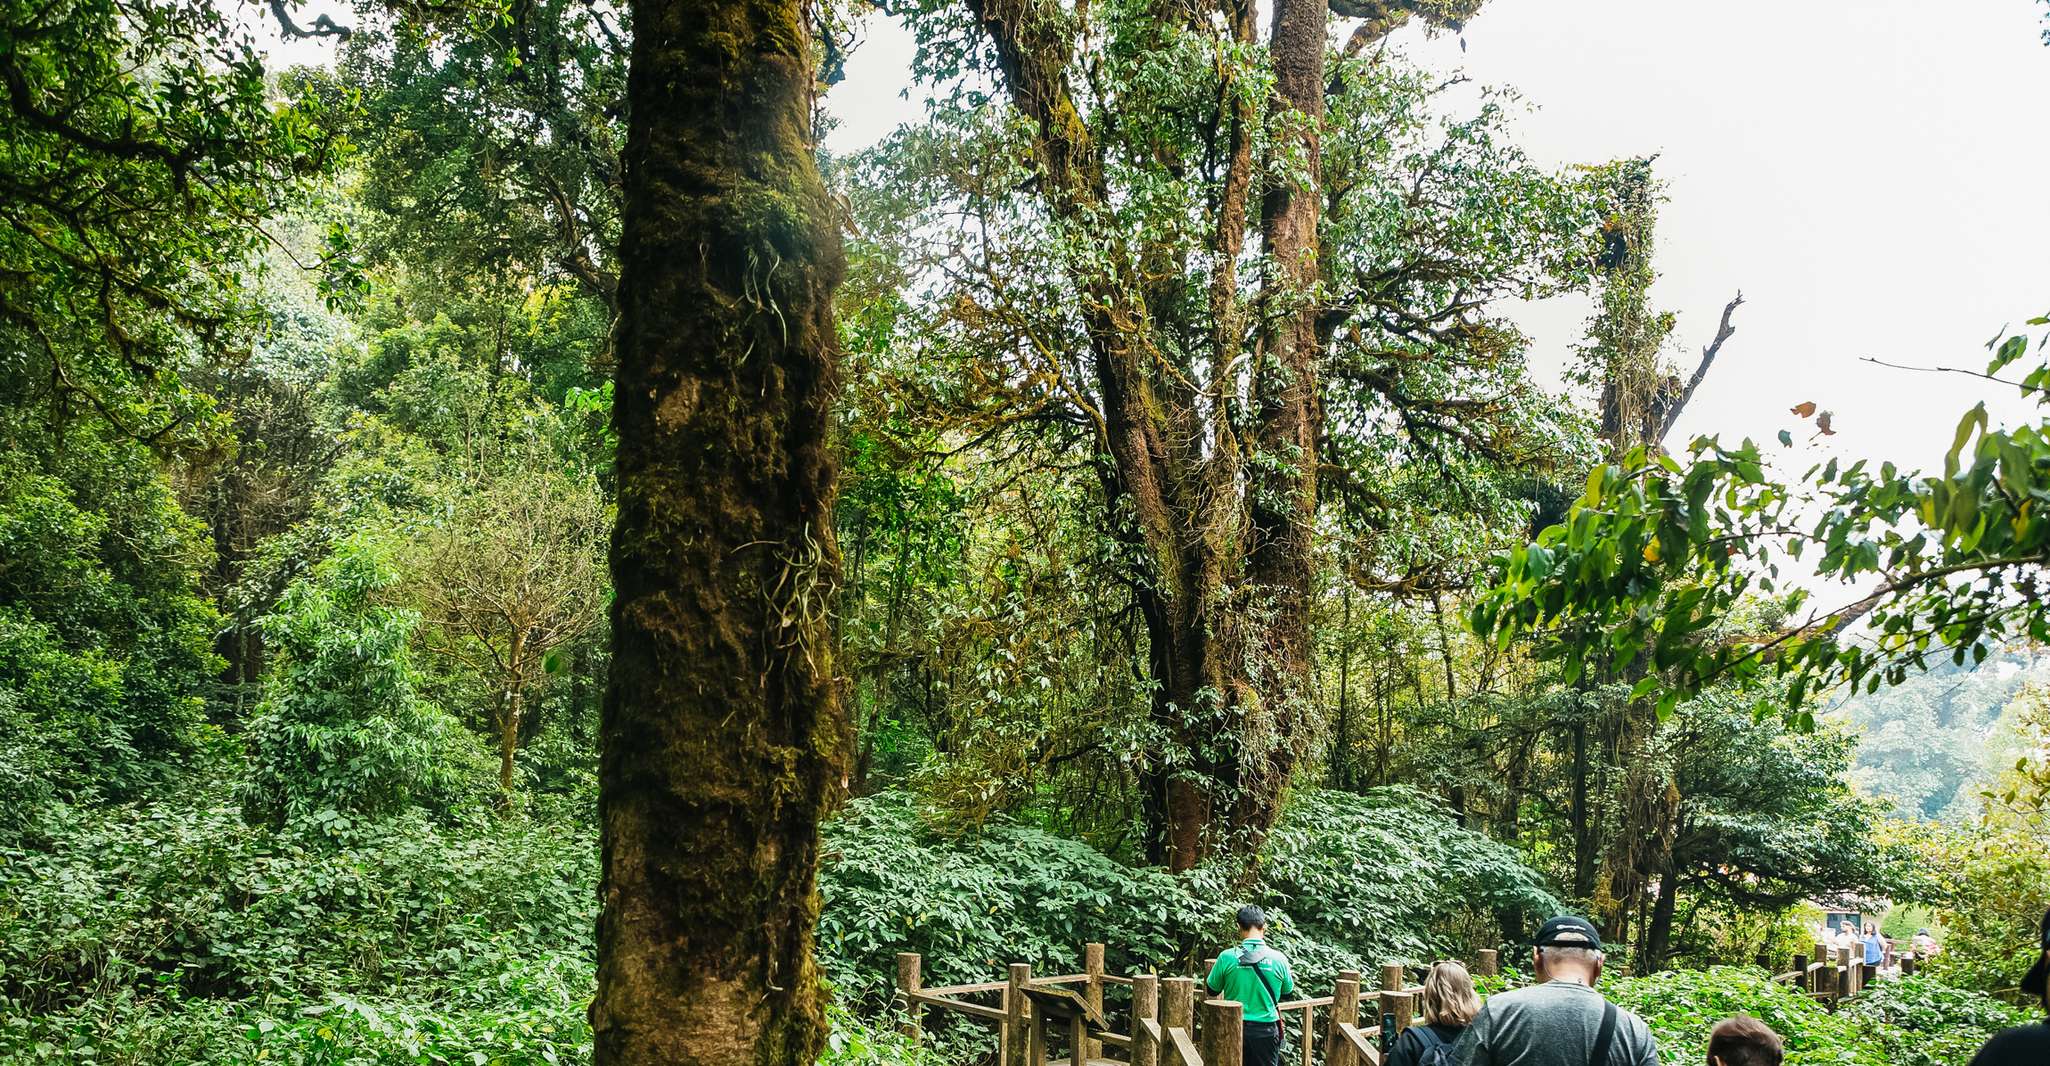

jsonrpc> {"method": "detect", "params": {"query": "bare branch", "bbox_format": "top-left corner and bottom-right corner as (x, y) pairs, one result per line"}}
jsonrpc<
(1657, 289), (1742, 443)
(1860, 355), (2022, 389)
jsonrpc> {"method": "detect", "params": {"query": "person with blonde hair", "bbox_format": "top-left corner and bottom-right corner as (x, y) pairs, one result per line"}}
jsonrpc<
(1389, 961), (1482, 1066)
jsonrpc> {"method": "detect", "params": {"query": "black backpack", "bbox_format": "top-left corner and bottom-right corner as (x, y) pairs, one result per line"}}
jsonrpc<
(1408, 1025), (1456, 1066)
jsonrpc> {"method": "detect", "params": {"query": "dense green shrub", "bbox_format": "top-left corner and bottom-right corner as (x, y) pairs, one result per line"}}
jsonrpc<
(0, 445), (220, 824)
(1921, 827), (2050, 998)
(818, 791), (1215, 1005)
(0, 794), (593, 1013)
(818, 787), (1563, 1010)
(1256, 787), (1561, 974)
(1602, 967), (2031, 1066)
(239, 538), (492, 824)
(1842, 975), (2033, 1066)
(1607, 967), (1883, 1066)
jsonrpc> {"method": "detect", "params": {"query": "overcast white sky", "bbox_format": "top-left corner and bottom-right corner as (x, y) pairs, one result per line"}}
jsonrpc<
(827, 0), (2050, 483)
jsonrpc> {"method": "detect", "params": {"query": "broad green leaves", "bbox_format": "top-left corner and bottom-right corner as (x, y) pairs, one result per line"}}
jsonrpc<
(1476, 319), (2050, 722)
(0, 0), (340, 453)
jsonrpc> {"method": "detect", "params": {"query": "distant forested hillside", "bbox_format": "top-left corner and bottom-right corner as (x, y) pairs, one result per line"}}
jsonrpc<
(1833, 648), (2050, 821)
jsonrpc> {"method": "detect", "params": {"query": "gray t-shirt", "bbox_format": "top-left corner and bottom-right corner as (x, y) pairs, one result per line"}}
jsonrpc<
(1449, 979), (1657, 1066)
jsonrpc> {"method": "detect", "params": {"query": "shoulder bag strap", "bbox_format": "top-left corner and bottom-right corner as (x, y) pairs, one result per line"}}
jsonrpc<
(1589, 1001), (1619, 1066)
(1238, 947), (1282, 1016)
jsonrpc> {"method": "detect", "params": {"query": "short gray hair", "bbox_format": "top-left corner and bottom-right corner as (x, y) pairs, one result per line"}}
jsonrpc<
(1538, 945), (1604, 968)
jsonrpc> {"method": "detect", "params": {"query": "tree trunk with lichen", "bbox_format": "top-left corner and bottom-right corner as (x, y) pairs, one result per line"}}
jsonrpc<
(591, 0), (848, 1061)
(1238, 0), (1327, 843)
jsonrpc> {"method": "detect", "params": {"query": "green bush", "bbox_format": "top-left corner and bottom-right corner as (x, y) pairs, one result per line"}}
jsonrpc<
(1255, 787), (1561, 975)
(1842, 975), (2032, 1066)
(0, 795), (594, 1013)
(1606, 967), (1883, 1066)
(239, 537), (493, 825)
(0, 444), (220, 825)
(818, 791), (1214, 1005)
(817, 786), (1564, 1016)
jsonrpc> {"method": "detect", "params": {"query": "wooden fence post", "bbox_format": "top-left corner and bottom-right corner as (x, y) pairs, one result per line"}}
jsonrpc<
(1836, 948), (1854, 996)
(1477, 949), (1500, 977)
(1793, 953), (1809, 991)
(1084, 942), (1105, 1061)
(1131, 974), (1159, 1066)
(1163, 976), (1197, 1032)
(1201, 998), (1244, 1066)
(1379, 963), (1410, 1046)
(1327, 970), (1361, 1066)
(1008, 963), (1033, 1066)
(1902, 954), (1917, 976)
(896, 952), (923, 1044)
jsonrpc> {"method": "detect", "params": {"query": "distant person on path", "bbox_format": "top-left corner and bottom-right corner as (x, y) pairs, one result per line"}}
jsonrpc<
(1862, 922), (1886, 968)
(1389, 961), (1481, 1066)
(1206, 905), (1295, 1066)
(1967, 906), (2050, 1066)
(1832, 921), (1859, 957)
(1912, 928), (1939, 958)
(1706, 1016), (1783, 1066)
(1450, 915), (1658, 1066)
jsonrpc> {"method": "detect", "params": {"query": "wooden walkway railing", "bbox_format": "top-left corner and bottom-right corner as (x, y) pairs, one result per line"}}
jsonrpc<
(1767, 941), (1923, 1007)
(892, 944), (1506, 1066)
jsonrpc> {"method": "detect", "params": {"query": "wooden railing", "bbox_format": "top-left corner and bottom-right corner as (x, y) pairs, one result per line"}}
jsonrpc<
(1766, 941), (1922, 1008)
(892, 944), (1504, 1066)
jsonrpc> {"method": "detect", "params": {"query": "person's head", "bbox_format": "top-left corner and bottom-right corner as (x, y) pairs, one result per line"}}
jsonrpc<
(1706, 1016), (1783, 1066)
(1531, 915), (1604, 985)
(1236, 905), (1268, 937)
(1865, 922), (1878, 935)
(2022, 906), (2050, 1015)
(1419, 961), (1482, 1028)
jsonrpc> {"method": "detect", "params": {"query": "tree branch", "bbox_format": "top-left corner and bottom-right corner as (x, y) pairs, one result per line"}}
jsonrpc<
(269, 0), (353, 39)
(1657, 289), (1742, 443)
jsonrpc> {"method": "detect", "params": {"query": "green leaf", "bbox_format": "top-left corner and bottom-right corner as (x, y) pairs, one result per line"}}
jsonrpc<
(1990, 333), (2030, 373)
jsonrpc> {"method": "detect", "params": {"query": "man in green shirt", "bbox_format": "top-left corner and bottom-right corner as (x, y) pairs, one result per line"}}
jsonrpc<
(1206, 906), (1296, 1066)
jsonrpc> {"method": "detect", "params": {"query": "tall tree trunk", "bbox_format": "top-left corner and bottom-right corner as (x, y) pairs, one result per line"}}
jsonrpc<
(500, 685), (522, 796)
(1332, 581), (1353, 791)
(591, 0), (849, 1060)
(1234, 0), (1326, 852)
(1643, 847), (1681, 971)
(1570, 719), (1598, 901)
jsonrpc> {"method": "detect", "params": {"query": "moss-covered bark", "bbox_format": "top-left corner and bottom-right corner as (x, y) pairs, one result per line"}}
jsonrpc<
(591, 0), (848, 1061)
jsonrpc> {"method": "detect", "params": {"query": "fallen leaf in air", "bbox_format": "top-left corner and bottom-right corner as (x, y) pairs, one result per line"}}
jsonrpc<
(1816, 411), (1835, 435)
(1791, 401), (1817, 418)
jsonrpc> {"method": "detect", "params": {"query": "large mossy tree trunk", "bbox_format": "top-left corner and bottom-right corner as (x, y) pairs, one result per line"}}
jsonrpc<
(591, 0), (849, 1060)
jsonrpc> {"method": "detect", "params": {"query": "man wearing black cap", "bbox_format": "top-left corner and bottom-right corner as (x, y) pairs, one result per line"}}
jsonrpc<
(1967, 906), (2050, 1065)
(1450, 916), (1657, 1066)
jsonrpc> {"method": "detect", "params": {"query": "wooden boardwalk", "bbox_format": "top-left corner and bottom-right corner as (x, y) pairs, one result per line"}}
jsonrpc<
(1769, 939), (1926, 1006)
(891, 943), (1507, 1066)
